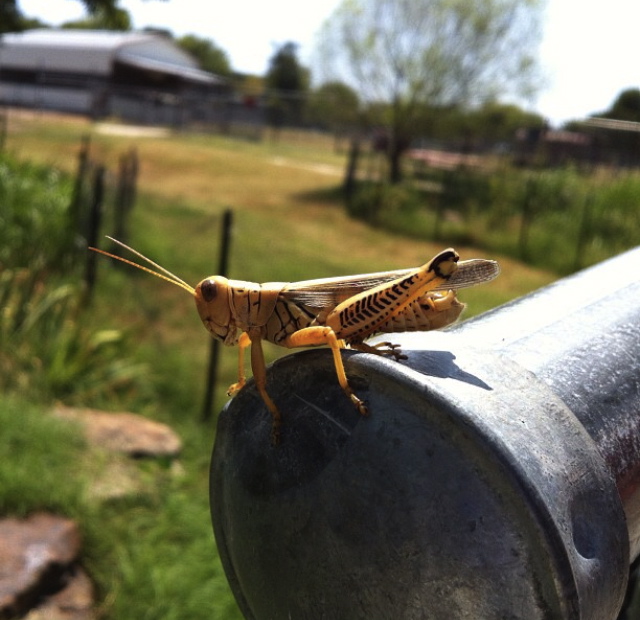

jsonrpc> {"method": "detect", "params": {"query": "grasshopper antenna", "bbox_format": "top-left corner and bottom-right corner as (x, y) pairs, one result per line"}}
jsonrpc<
(89, 236), (195, 296)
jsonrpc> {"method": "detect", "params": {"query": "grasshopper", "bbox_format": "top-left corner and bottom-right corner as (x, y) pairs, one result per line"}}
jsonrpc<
(91, 238), (499, 441)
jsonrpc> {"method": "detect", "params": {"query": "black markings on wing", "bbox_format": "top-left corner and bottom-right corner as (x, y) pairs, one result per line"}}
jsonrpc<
(280, 269), (416, 309)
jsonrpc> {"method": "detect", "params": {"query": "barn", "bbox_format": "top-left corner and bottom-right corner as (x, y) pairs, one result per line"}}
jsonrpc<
(0, 29), (228, 125)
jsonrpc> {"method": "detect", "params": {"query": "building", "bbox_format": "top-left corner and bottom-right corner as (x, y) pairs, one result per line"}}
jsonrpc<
(0, 29), (229, 125)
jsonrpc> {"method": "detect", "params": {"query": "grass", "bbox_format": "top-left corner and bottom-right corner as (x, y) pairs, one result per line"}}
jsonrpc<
(0, 394), (236, 619)
(1, 110), (560, 619)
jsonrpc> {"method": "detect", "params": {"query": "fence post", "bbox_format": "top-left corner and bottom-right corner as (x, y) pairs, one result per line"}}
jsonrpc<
(202, 209), (234, 421)
(112, 148), (139, 253)
(573, 193), (594, 271)
(0, 106), (7, 151)
(210, 246), (640, 619)
(343, 138), (360, 204)
(83, 166), (105, 302)
(69, 134), (91, 243)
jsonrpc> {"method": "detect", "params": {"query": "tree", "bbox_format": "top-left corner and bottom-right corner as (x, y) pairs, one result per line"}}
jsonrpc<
(265, 42), (310, 130)
(590, 89), (640, 165)
(316, 0), (543, 182)
(62, 7), (132, 31)
(601, 88), (640, 123)
(307, 81), (360, 133)
(177, 35), (232, 77)
(0, 0), (22, 33)
(464, 102), (545, 144)
(3, 0), (166, 33)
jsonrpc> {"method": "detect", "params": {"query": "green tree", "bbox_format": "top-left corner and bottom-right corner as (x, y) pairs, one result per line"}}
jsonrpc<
(265, 42), (310, 129)
(307, 81), (360, 132)
(3, 0), (166, 33)
(317, 0), (544, 182)
(602, 88), (640, 122)
(0, 0), (22, 33)
(177, 35), (232, 77)
(463, 102), (545, 144)
(62, 7), (132, 30)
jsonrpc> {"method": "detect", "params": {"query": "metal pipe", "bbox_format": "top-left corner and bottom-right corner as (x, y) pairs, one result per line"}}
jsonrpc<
(452, 246), (640, 560)
(210, 247), (640, 620)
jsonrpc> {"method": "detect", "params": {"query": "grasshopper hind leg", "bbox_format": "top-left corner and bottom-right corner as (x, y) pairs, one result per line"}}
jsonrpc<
(282, 326), (368, 417)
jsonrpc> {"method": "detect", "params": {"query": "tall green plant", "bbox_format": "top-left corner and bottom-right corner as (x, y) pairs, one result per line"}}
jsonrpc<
(0, 269), (149, 406)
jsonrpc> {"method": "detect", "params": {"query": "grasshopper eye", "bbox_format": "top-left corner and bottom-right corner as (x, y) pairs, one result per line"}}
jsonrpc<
(201, 279), (218, 302)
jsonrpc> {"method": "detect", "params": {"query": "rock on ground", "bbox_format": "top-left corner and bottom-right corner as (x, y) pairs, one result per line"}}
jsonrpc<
(0, 514), (94, 619)
(53, 405), (182, 458)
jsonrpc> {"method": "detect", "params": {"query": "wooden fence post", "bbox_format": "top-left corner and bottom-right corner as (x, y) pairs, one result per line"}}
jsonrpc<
(69, 134), (91, 239)
(343, 139), (360, 204)
(0, 107), (7, 151)
(202, 208), (234, 421)
(574, 194), (594, 272)
(112, 148), (139, 253)
(83, 166), (105, 303)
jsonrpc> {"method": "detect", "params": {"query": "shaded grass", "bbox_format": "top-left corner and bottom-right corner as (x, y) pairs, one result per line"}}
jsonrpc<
(0, 397), (86, 516)
(0, 394), (241, 620)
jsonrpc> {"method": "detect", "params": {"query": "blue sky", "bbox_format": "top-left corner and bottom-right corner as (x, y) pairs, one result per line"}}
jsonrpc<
(17, 0), (640, 126)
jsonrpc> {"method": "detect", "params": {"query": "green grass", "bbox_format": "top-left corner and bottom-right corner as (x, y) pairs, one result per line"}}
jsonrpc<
(0, 395), (240, 620)
(0, 397), (86, 515)
(1, 110), (561, 619)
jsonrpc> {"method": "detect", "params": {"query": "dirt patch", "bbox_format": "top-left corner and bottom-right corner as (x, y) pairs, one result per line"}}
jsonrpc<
(95, 123), (170, 138)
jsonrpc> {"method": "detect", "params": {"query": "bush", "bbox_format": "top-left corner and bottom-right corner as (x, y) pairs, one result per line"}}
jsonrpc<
(0, 269), (149, 407)
(346, 164), (640, 274)
(0, 154), (76, 273)
(0, 152), (149, 408)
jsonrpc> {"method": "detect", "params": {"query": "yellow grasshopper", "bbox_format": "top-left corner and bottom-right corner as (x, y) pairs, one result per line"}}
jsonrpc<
(91, 239), (499, 440)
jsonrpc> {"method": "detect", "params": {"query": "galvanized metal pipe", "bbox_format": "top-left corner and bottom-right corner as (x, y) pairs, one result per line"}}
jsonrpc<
(452, 246), (640, 562)
(210, 247), (640, 620)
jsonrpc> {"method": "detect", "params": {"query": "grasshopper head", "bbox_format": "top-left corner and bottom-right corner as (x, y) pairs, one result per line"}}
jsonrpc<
(195, 277), (238, 345)
(88, 238), (240, 343)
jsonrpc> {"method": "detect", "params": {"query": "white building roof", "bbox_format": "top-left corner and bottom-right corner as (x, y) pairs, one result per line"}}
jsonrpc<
(0, 29), (221, 84)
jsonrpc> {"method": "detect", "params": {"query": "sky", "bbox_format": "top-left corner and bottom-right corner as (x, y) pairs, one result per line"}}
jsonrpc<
(16, 0), (640, 127)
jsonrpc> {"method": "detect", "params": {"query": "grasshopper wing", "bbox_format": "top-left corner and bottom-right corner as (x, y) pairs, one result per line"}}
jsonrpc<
(281, 259), (499, 310)
(280, 269), (415, 309)
(433, 258), (500, 291)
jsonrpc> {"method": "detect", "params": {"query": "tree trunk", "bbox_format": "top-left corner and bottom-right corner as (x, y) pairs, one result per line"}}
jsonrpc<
(388, 128), (409, 184)
(388, 144), (404, 184)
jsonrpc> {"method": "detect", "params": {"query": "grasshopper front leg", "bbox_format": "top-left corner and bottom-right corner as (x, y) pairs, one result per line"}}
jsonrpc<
(229, 329), (284, 443)
(227, 332), (251, 397)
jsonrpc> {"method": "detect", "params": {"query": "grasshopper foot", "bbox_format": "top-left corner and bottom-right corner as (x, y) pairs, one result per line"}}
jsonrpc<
(351, 394), (369, 417)
(351, 341), (407, 361)
(376, 342), (407, 361)
(227, 381), (245, 397)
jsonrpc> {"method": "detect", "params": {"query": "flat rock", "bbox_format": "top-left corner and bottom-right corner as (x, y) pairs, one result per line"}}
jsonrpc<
(53, 406), (182, 458)
(0, 514), (86, 619)
(25, 567), (94, 620)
